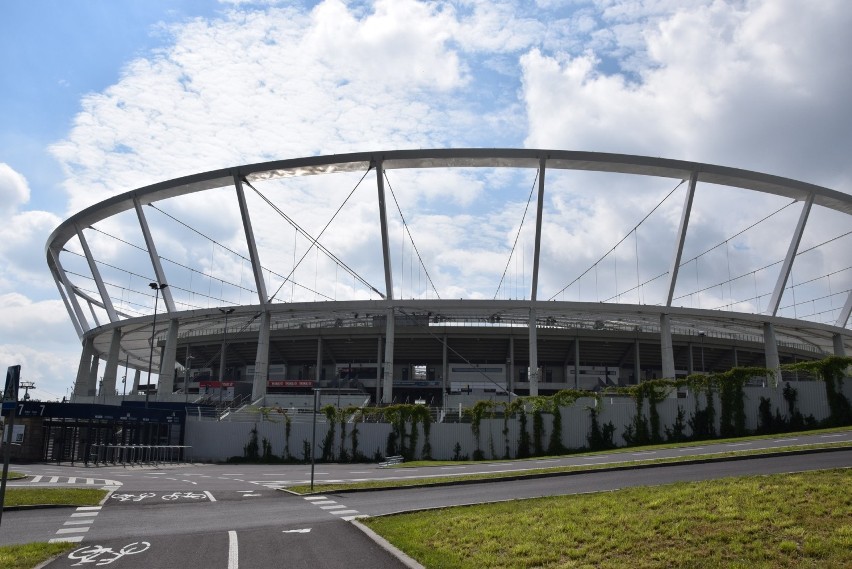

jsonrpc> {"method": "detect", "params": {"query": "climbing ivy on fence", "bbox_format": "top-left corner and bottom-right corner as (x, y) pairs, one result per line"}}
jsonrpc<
(782, 356), (852, 426)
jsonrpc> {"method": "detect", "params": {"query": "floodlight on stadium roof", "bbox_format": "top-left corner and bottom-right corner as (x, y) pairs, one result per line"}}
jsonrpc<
(47, 149), (852, 403)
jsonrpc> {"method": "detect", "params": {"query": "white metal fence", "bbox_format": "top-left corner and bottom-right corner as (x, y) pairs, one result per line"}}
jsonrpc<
(185, 379), (852, 462)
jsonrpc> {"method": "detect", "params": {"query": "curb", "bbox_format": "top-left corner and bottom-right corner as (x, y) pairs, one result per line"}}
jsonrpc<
(351, 519), (425, 569)
(2, 503), (78, 512)
(296, 444), (852, 495)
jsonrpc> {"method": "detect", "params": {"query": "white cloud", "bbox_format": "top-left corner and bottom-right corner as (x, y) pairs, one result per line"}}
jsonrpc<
(0, 163), (30, 217)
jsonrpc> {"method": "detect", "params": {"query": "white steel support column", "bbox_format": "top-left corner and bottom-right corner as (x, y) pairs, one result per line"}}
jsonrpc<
(833, 334), (847, 356)
(633, 339), (641, 385)
(836, 291), (852, 328)
(530, 157), (546, 301)
(527, 158), (546, 398)
(316, 338), (323, 386)
(767, 193), (813, 316)
(507, 336), (514, 395)
(77, 226), (118, 322)
(573, 338), (580, 389)
(102, 328), (122, 395)
(375, 160), (397, 404)
(529, 308), (539, 396)
(73, 337), (95, 397)
(763, 322), (781, 386)
(666, 171), (698, 306)
(157, 319), (179, 398)
(442, 334), (449, 395)
(383, 308), (395, 404)
(252, 311), (271, 401)
(53, 274), (84, 338)
(234, 174), (269, 304)
(134, 197), (176, 313)
(132, 369), (141, 393)
(51, 249), (90, 333)
(660, 314), (675, 379)
(88, 355), (100, 397)
(376, 337), (383, 403)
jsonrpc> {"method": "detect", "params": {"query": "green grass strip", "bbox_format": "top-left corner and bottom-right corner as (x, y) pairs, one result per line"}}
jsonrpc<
(287, 440), (851, 494)
(364, 468), (852, 568)
(6, 471), (27, 480)
(3, 487), (107, 508)
(0, 542), (76, 569)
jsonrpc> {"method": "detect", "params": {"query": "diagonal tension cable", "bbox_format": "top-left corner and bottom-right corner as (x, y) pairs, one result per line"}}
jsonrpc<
(494, 169), (539, 300)
(244, 167), (384, 302)
(548, 178), (685, 300)
(383, 171), (441, 299)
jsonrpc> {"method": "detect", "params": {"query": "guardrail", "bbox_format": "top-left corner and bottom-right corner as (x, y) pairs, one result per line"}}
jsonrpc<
(88, 444), (192, 466)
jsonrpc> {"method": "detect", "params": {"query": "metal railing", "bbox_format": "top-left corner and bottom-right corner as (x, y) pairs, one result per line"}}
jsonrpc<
(88, 444), (192, 466)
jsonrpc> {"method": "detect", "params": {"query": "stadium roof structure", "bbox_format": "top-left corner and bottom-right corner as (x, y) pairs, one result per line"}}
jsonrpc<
(47, 149), (852, 403)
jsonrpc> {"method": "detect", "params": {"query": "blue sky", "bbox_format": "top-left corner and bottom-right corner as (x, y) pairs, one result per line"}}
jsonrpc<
(1, 0), (850, 401)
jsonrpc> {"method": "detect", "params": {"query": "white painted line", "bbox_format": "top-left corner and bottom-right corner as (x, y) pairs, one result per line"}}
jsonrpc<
(50, 536), (83, 543)
(311, 500), (337, 505)
(31, 475), (43, 483)
(64, 520), (94, 526)
(632, 452), (656, 456)
(49, 476), (59, 483)
(331, 510), (360, 516)
(342, 515), (369, 521)
(71, 512), (99, 518)
(222, 473), (244, 475)
(68, 477), (77, 484)
(234, 479), (245, 482)
(321, 505), (347, 510)
(303, 496), (328, 501)
(241, 494), (261, 497)
(204, 491), (217, 502)
(680, 447), (704, 451)
(439, 466), (465, 470)
(283, 528), (311, 533)
(821, 434), (843, 438)
(774, 438), (799, 442)
(76, 506), (102, 511)
(56, 527), (90, 534)
(228, 530), (239, 569)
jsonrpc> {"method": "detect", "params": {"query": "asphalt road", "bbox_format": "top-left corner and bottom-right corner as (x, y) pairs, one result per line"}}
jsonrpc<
(2, 431), (850, 569)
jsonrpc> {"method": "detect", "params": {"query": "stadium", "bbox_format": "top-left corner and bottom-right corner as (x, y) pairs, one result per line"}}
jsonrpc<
(45, 149), (850, 411)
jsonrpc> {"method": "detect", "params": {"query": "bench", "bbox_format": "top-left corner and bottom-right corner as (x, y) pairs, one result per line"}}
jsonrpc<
(378, 455), (404, 468)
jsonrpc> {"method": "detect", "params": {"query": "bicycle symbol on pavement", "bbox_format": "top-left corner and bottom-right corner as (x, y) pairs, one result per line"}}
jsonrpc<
(110, 493), (156, 502)
(111, 491), (209, 502)
(68, 542), (150, 566)
(161, 491), (207, 500)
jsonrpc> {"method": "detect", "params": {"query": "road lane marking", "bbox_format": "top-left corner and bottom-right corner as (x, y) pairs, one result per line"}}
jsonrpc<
(77, 506), (102, 511)
(50, 536), (83, 543)
(228, 530), (239, 569)
(342, 515), (368, 521)
(331, 510), (360, 516)
(821, 434), (843, 438)
(283, 528), (311, 533)
(311, 500), (337, 505)
(204, 491), (217, 502)
(71, 512), (99, 517)
(303, 496), (328, 501)
(56, 527), (90, 534)
(775, 438), (799, 442)
(321, 505), (347, 510)
(64, 520), (94, 526)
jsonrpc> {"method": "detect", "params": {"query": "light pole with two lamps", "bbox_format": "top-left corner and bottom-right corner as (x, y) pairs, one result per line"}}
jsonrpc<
(218, 308), (235, 406)
(145, 282), (168, 408)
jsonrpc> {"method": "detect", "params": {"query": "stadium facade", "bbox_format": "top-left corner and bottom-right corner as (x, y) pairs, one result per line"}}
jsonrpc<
(47, 149), (852, 407)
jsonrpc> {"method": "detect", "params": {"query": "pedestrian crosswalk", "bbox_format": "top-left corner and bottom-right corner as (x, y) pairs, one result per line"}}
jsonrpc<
(302, 495), (366, 521)
(23, 475), (122, 488)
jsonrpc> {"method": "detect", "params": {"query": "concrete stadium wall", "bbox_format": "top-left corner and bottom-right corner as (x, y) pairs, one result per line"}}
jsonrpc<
(185, 379), (852, 462)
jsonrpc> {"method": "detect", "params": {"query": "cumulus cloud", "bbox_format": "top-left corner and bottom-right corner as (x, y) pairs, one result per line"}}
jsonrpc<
(0, 163), (30, 216)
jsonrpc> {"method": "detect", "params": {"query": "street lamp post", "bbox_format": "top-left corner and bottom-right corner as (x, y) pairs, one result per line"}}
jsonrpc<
(218, 308), (235, 406)
(145, 282), (168, 408)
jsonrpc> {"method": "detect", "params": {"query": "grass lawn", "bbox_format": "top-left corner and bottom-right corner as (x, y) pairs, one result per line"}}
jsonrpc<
(7, 471), (27, 480)
(364, 468), (852, 568)
(3, 487), (107, 507)
(287, 439), (851, 494)
(0, 542), (76, 569)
